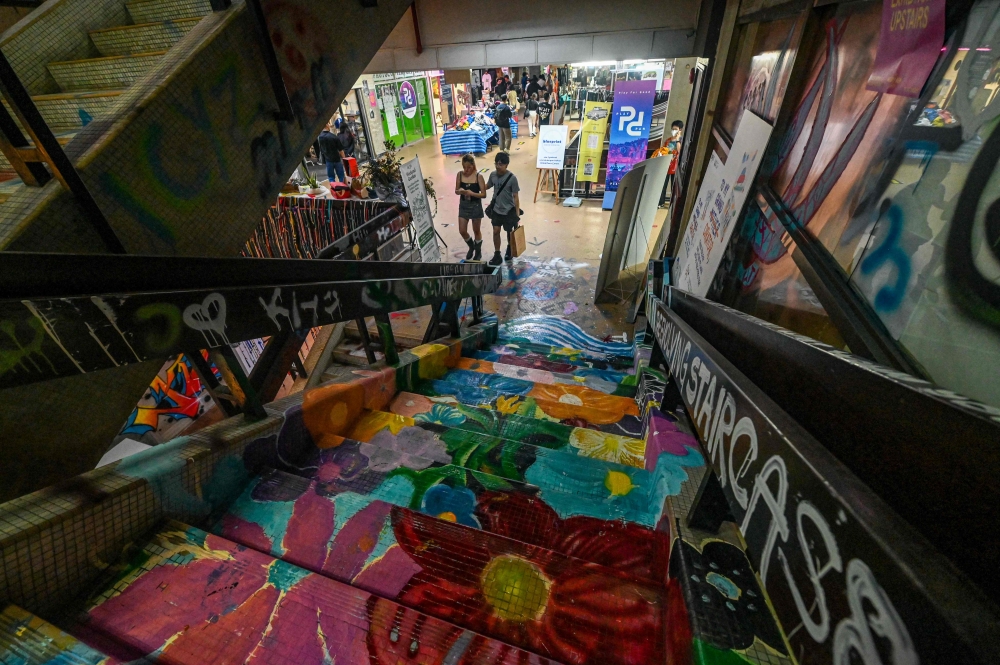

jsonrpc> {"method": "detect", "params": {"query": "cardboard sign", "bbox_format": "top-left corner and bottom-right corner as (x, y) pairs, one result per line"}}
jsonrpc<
(674, 111), (773, 295)
(400, 157), (440, 262)
(867, 0), (944, 97)
(536, 125), (569, 170)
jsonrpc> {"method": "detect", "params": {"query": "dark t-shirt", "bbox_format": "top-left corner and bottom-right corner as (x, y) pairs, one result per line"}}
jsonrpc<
(317, 130), (343, 163)
(527, 99), (538, 112)
(494, 103), (513, 128)
(495, 81), (508, 96)
(526, 82), (541, 97)
(537, 102), (552, 124)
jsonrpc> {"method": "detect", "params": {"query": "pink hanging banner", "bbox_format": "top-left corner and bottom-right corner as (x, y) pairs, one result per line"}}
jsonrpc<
(867, 0), (945, 97)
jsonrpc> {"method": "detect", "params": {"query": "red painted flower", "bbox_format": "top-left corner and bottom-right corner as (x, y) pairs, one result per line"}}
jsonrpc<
(374, 495), (665, 665)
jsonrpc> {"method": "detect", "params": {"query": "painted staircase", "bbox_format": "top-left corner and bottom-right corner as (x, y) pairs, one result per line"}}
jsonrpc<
(0, 315), (792, 665)
(0, 0), (212, 200)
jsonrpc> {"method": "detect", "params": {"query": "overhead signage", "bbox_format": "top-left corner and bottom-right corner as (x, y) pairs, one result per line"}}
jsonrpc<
(649, 294), (979, 665)
(536, 125), (569, 170)
(400, 157), (440, 262)
(674, 111), (772, 296)
(576, 101), (612, 182)
(867, 0), (944, 97)
(604, 79), (656, 209)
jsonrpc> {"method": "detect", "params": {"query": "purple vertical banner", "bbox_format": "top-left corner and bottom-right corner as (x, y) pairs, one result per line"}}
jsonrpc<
(603, 79), (657, 209)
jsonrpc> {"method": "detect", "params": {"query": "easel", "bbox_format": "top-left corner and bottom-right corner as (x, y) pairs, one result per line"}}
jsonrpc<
(534, 168), (560, 203)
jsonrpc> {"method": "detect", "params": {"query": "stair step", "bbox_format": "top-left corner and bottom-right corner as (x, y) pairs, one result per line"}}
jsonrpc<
(344, 413), (674, 527)
(455, 356), (637, 397)
(219, 471), (666, 663)
(0, 604), (112, 665)
(415, 368), (644, 436)
(72, 521), (552, 664)
(215, 469), (665, 664)
(126, 0), (213, 24)
(389, 390), (646, 466)
(47, 52), (165, 93)
(90, 18), (201, 57)
(490, 340), (635, 370)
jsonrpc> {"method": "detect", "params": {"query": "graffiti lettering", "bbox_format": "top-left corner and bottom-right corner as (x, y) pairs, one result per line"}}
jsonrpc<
(860, 204), (910, 312)
(0, 318), (55, 377)
(260, 288), (292, 330)
(833, 559), (917, 664)
(651, 300), (915, 661)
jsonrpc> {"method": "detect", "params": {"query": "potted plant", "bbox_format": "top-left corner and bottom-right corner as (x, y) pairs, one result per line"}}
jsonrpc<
(360, 140), (405, 202)
(299, 158), (326, 195)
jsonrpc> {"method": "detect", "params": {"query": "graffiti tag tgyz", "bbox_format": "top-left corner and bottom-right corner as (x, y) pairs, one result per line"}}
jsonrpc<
(650, 296), (981, 664)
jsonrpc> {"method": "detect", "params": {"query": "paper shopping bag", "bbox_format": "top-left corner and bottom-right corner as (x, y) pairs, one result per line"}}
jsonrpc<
(511, 225), (526, 257)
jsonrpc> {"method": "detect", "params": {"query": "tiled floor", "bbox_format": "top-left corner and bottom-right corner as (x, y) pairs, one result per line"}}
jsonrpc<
(344, 118), (669, 340)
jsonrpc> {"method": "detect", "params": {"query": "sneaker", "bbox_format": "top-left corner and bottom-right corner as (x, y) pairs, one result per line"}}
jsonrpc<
(488, 251), (503, 266)
(504, 245), (512, 262)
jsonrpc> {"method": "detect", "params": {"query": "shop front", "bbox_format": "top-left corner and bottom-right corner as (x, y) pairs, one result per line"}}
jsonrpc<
(372, 71), (437, 148)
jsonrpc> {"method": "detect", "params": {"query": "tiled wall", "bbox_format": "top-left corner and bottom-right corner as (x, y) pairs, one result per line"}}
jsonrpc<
(0, 0), (129, 95)
(0, 0), (414, 256)
(126, 0), (212, 24)
(91, 19), (200, 57)
(47, 52), (164, 92)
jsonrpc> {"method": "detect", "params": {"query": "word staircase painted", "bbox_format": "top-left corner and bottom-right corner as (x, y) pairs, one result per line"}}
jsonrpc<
(0, 315), (792, 665)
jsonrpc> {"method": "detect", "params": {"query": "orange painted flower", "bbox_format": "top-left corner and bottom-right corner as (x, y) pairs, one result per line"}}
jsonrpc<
(528, 383), (639, 424)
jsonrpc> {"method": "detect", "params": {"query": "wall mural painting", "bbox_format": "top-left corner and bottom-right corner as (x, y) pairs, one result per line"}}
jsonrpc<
(117, 351), (221, 443)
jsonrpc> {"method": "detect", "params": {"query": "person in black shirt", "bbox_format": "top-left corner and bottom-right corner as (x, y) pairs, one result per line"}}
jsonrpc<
(495, 76), (507, 97)
(317, 122), (346, 183)
(526, 75), (541, 99)
(537, 93), (553, 127)
(338, 122), (355, 158)
(494, 99), (513, 151)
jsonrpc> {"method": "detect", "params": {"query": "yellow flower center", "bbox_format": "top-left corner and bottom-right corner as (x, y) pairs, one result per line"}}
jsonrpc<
(480, 555), (551, 622)
(605, 470), (638, 496)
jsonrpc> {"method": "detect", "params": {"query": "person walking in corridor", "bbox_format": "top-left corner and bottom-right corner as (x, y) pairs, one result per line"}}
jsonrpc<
(526, 93), (539, 137)
(537, 92), (553, 127)
(485, 151), (521, 266)
(455, 154), (486, 260)
(317, 122), (346, 183)
(495, 97), (513, 151)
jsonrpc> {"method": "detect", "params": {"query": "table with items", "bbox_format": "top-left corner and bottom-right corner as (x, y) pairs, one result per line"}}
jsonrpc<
(439, 111), (518, 155)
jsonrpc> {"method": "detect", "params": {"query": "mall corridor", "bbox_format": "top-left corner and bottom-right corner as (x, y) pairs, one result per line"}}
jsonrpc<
(0, 0), (998, 664)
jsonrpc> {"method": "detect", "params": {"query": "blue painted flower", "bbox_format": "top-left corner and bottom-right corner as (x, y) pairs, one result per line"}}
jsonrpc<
(414, 403), (467, 427)
(421, 484), (480, 528)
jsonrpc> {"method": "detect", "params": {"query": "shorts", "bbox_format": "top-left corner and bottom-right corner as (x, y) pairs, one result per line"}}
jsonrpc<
(490, 207), (519, 232)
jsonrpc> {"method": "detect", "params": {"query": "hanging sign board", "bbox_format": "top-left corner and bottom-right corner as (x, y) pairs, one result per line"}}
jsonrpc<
(867, 0), (944, 97)
(536, 125), (569, 170)
(603, 79), (657, 209)
(400, 157), (440, 262)
(576, 101), (612, 182)
(674, 111), (772, 296)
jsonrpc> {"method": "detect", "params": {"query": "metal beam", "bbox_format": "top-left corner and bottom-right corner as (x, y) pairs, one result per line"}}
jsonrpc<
(0, 261), (500, 390)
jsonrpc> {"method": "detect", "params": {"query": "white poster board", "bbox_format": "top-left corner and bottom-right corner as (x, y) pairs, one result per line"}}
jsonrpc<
(536, 124), (569, 169)
(384, 94), (399, 137)
(674, 111), (772, 296)
(400, 157), (441, 262)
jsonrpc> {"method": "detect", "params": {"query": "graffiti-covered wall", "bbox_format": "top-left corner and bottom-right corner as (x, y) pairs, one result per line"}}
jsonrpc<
(2, 0), (412, 256)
